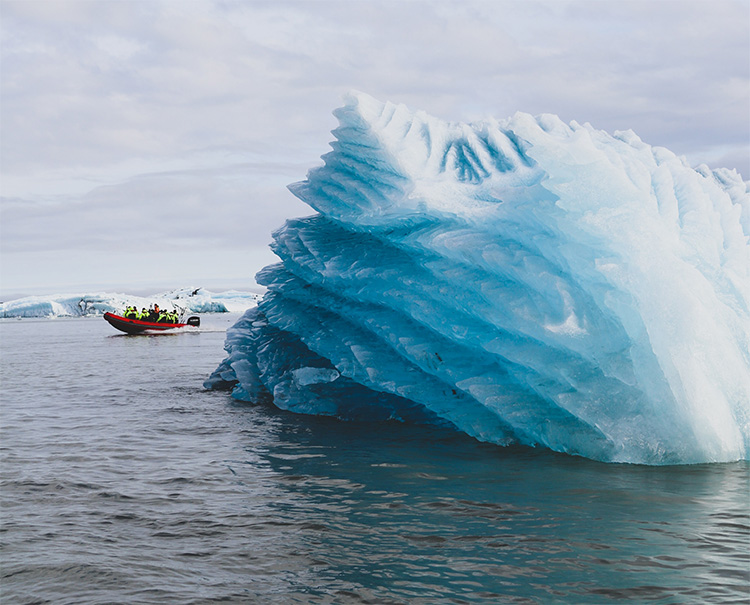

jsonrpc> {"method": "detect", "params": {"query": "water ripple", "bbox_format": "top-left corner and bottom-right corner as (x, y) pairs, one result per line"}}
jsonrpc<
(1, 317), (748, 604)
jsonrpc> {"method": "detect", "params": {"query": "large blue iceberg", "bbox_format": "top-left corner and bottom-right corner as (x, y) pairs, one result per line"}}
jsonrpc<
(207, 92), (750, 465)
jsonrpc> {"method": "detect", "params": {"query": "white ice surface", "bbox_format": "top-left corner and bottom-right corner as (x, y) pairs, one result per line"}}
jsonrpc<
(1, 287), (260, 318)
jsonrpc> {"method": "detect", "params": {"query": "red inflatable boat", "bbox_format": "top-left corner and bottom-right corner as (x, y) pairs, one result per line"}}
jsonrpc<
(103, 312), (200, 335)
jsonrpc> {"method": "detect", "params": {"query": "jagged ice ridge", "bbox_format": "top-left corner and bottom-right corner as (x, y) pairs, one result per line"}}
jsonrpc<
(206, 92), (750, 465)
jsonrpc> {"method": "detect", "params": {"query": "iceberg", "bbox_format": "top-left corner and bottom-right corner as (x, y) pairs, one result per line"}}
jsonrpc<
(0, 287), (260, 318)
(206, 92), (750, 465)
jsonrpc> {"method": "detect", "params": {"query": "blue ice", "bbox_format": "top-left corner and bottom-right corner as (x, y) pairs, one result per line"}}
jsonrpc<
(206, 92), (750, 465)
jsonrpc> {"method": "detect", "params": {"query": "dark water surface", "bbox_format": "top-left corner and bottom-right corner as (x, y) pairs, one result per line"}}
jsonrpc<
(1, 316), (748, 604)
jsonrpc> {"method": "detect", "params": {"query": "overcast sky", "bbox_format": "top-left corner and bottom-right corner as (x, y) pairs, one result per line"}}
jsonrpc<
(1, 0), (748, 299)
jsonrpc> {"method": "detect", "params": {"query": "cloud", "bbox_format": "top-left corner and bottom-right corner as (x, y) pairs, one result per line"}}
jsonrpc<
(1, 0), (748, 297)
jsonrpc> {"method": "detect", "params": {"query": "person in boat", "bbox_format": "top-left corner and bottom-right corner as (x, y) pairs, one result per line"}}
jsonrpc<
(157, 309), (176, 324)
(124, 306), (138, 319)
(140, 308), (148, 320)
(148, 304), (160, 322)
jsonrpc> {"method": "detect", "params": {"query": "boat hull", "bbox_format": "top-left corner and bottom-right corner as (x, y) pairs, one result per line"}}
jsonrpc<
(104, 312), (188, 334)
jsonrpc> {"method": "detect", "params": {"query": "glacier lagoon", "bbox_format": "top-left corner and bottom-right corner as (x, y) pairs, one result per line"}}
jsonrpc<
(3, 316), (748, 603)
(207, 93), (750, 465)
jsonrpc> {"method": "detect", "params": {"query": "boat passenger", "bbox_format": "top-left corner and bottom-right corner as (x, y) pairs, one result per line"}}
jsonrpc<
(140, 308), (148, 320)
(149, 305), (160, 322)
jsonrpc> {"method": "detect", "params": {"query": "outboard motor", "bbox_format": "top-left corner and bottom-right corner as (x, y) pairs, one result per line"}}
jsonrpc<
(186, 316), (201, 327)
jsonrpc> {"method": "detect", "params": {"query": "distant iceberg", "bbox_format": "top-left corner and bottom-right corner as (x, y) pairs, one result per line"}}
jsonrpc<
(1, 287), (260, 318)
(206, 92), (750, 465)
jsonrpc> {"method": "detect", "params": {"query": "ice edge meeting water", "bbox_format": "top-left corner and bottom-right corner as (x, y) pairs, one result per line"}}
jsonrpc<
(207, 92), (750, 466)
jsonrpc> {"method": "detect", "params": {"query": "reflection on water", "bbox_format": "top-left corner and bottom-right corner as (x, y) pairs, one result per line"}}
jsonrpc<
(1, 316), (748, 604)
(245, 412), (750, 603)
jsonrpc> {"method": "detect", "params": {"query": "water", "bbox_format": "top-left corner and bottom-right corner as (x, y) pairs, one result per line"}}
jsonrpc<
(1, 316), (748, 604)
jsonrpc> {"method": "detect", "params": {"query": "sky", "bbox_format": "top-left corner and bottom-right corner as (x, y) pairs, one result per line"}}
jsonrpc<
(1, 0), (748, 300)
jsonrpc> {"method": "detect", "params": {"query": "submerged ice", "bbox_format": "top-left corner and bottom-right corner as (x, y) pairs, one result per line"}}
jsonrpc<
(207, 92), (750, 464)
